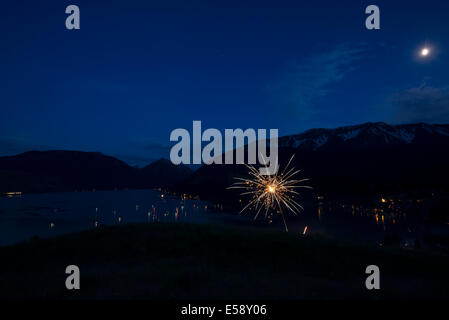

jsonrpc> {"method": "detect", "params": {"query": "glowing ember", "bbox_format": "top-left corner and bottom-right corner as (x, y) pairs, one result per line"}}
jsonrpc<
(303, 226), (308, 235)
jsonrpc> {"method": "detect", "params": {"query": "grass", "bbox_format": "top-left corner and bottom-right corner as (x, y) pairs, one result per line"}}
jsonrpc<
(0, 222), (448, 300)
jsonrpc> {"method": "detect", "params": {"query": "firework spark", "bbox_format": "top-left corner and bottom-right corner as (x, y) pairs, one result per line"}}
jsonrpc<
(228, 155), (312, 232)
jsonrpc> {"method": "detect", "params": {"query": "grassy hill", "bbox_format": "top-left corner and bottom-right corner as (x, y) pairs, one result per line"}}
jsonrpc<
(0, 223), (448, 300)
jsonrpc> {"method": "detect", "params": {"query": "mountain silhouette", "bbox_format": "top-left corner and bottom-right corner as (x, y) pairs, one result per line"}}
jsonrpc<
(176, 122), (449, 201)
(2, 122), (449, 197)
(0, 151), (191, 193)
(139, 158), (193, 188)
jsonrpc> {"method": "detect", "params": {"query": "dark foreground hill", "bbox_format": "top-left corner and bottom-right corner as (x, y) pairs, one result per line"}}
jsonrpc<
(0, 151), (191, 193)
(0, 223), (447, 299)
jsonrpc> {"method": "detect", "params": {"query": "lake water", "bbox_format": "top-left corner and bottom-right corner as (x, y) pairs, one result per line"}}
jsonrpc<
(0, 190), (229, 246)
(0, 190), (447, 249)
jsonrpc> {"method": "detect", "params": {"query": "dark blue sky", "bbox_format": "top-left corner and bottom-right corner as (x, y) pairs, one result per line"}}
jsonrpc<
(1, 0), (449, 165)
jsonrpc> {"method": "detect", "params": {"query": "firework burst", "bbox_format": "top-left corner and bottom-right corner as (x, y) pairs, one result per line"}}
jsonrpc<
(228, 155), (312, 232)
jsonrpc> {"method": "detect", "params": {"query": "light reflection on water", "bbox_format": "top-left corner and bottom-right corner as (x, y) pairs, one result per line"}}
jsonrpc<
(0, 191), (446, 249)
(0, 190), (220, 246)
(277, 196), (434, 248)
(234, 195), (444, 249)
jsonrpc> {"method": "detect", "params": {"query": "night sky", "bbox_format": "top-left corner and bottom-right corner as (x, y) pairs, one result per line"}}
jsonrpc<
(1, 0), (448, 165)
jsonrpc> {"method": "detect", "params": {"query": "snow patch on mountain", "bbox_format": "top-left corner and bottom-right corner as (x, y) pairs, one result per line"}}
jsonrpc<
(395, 129), (415, 143)
(435, 127), (449, 136)
(279, 122), (449, 151)
(339, 129), (360, 141)
(292, 139), (306, 148)
(313, 136), (328, 150)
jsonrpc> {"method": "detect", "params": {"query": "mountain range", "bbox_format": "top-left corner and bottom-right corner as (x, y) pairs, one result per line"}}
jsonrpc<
(1, 122), (449, 198)
(279, 122), (449, 151)
(177, 122), (449, 201)
(0, 151), (191, 193)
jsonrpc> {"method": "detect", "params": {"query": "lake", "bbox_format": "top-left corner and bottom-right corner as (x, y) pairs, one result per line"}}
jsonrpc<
(0, 190), (447, 249)
(0, 189), (226, 246)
